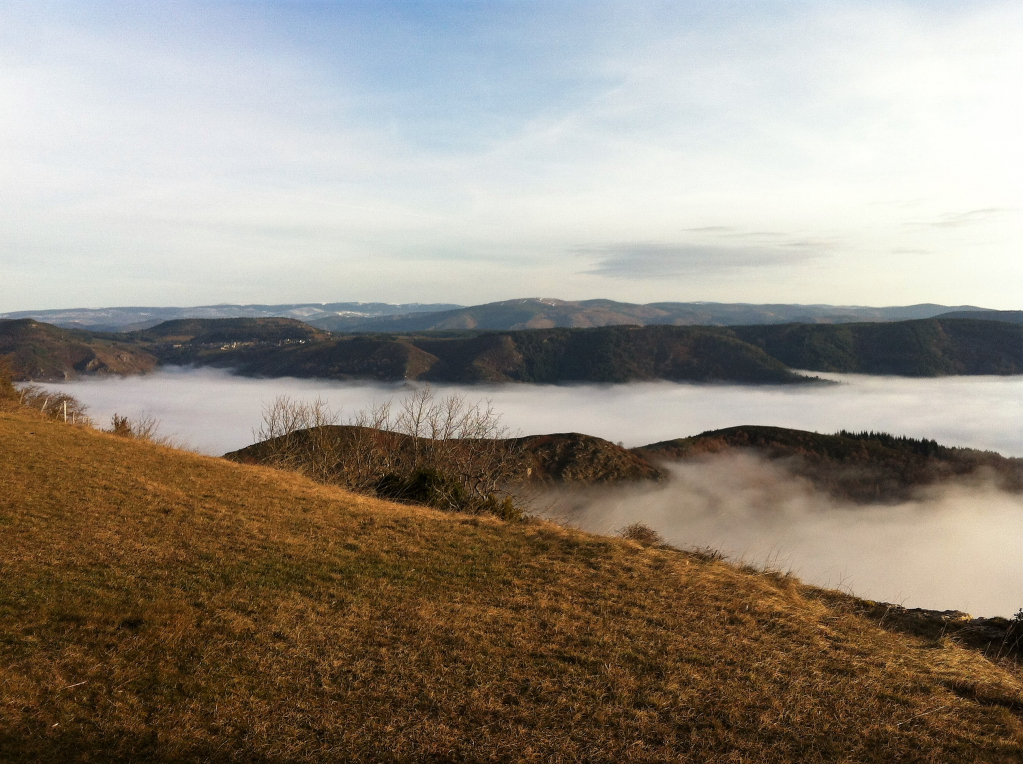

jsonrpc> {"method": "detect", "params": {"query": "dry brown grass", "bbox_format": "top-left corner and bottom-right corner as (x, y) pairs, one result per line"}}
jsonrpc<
(1, 409), (1022, 762)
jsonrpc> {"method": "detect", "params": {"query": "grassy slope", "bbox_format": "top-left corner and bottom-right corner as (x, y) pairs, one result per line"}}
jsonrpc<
(2, 413), (1023, 762)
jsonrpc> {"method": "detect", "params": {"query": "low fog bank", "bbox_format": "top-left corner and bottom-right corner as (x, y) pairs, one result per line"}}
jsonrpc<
(38, 367), (1023, 457)
(540, 454), (1023, 618)
(36, 368), (1023, 615)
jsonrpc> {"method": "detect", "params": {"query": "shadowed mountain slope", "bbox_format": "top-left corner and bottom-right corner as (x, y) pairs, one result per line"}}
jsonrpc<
(147, 318), (1023, 382)
(508, 432), (664, 484)
(732, 318), (1023, 376)
(124, 316), (332, 344)
(6, 316), (1023, 383)
(0, 319), (157, 381)
(148, 323), (809, 384)
(635, 425), (1023, 503)
(3, 410), (1023, 762)
(90, 321), (807, 385)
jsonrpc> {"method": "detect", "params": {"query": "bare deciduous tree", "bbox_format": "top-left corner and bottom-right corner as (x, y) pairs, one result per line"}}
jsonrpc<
(252, 386), (524, 518)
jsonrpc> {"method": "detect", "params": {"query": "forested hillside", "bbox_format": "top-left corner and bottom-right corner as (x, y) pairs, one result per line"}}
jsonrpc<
(732, 319), (1023, 375)
(0, 319), (157, 381)
(4, 316), (1022, 383)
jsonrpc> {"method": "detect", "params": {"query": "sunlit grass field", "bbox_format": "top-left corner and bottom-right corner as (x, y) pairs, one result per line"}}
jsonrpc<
(2, 410), (1022, 762)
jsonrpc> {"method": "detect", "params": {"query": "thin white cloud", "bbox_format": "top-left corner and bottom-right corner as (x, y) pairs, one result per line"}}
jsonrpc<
(0, 2), (1021, 309)
(907, 208), (1016, 228)
(578, 242), (822, 278)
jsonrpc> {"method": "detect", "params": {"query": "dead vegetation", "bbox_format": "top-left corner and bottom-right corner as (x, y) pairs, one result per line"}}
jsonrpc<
(618, 521), (664, 546)
(0, 359), (91, 424)
(2, 409), (1023, 762)
(245, 387), (525, 518)
(0, 356), (181, 448)
(106, 412), (169, 444)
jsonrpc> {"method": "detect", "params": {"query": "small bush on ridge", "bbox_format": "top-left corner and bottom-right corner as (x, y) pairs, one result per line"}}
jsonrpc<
(619, 522), (663, 546)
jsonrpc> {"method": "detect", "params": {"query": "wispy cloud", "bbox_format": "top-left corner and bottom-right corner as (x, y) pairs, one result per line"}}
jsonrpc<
(907, 208), (1016, 229)
(1, 2), (1021, 308)
(577, 240), (823, 278)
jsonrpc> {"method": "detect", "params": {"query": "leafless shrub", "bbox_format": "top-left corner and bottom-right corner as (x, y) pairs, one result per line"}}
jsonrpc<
(109, 414), (133, 437)
(254, 395), (341, 473)
(253, 386), (525, 518)
(15, 383), (92, 426)
(108, 412), (170, 444)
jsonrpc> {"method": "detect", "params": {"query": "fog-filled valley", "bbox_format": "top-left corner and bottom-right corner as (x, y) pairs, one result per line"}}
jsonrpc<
(40, 367), (1023, 616)
(544, 456), (1023, 617)
(40, 367), (1023, 457)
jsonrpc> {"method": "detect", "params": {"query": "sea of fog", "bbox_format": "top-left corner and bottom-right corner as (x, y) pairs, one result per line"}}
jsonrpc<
(39, 368), (1023, 616)
(39, 367), (1023, 457)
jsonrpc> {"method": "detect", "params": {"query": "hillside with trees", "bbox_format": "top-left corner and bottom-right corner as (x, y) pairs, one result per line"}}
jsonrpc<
(5, 316), (1023, 384)
(134, 322), (811, 384)
(635, 425), (1023, 503)
(732, 318), (1023, 375)
(0, 319), (157, 381)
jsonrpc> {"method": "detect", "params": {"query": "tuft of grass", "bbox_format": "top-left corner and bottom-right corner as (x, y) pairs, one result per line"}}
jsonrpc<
(1, 409), (1022, 762)
(618, 522), (663, 547)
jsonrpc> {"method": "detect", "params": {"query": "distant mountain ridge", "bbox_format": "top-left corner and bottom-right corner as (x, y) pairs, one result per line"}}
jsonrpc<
(731, 319), (1023, 376)
(1, 298), (996, 332)
(4, 315), (1022, 383)
(0, 301), (463, 332)
(936, 310), (1023, 324)
(309, 298), (994, 332)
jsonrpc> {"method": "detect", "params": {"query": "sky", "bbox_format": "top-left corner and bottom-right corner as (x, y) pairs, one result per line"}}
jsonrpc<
(2, 0), (1021, 311)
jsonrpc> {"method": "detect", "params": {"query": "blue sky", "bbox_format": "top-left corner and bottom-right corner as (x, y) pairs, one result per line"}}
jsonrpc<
(1, 0), (1020, 310)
